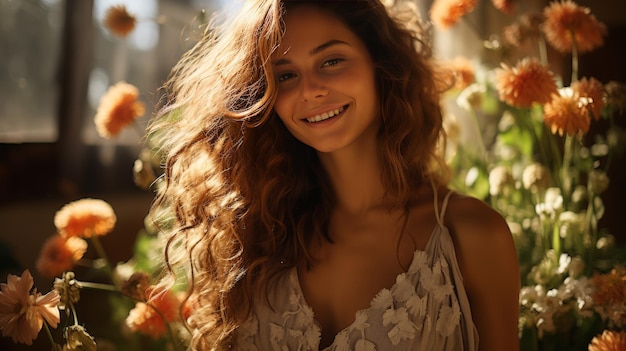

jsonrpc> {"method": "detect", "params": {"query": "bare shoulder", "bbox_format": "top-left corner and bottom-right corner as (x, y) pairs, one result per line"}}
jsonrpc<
(444, 192), (521, 350)
(443, 192), (519, 289)
(444, 193), (510, 238)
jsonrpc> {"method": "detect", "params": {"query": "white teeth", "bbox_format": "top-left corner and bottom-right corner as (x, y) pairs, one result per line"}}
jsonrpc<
(306, 106), (345, 123)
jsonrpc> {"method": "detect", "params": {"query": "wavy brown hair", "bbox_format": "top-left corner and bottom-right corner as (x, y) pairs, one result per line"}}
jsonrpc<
(149, 0), (448, 349)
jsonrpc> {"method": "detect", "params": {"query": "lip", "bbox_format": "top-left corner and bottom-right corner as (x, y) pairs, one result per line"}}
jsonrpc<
(300, 104), (350, 124)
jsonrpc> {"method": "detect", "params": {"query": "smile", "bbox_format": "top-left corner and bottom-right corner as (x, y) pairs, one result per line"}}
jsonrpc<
(305, 105), (347, 123)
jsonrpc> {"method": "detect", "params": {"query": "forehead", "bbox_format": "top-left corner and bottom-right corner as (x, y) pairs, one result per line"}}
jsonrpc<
(277, 5), (360, 53)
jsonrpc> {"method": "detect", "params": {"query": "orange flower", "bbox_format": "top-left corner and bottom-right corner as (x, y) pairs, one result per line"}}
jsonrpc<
(543, 90), (591, 136)
(572, 77), (605, 120)
(94, 81), (145, 139)
(542, 0), (607, 54)
(0, 270), (60, 345)
(125, 287), (180, 339)
(103, 5), (137, 38)
(495, 57), (558, 108)
(492, 0), (515, 14)
(588, 330), (626, 351)
(503, 13), (544, 47)
(54, 198), (116, 238)
(591, 268), (626, 307)
(430, 0), (478, 30)
(36, 235), (87, 278)
(439, 56), (475, 90)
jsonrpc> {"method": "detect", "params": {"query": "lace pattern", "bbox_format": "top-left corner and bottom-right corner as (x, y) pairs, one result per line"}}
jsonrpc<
(236, 243), (474, 350)
(235, 190), (478, 350)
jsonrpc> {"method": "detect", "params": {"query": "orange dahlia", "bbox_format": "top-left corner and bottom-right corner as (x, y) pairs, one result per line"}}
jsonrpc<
(572, 77), (605, 120)
(542, 0), (607, 54)
(591, 268), (626, 307)
(125, 287), (180, 339)
(94, 81), (145, 139)
(503, 13), (544, 47)
(36, 235), (87, 278)
(495, 57), (558, 108)
(430, 0), (478, 30)
(103, 5), (137, 38)
(543, 90), (591, 136)
(439, 56), (475, 90)
(54, 198), (116, 238)
(588, 330), (626, 351)
(492, 0), (515, 14)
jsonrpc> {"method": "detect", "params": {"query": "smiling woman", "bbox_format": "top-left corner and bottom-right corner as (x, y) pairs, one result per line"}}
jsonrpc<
(147, 1), (520, 350)
(272, 5), (379, 154)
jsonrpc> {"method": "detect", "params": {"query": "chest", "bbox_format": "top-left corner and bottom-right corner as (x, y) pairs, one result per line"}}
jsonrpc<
(297, 210), (437, 347)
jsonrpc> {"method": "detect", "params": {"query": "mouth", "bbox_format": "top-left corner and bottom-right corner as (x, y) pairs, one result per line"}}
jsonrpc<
(304, 105), (348, 123)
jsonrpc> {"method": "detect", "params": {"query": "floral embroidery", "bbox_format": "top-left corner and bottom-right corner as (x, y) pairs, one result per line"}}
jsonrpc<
(371, 288), (394, 310)
(436, 303), (462, 337)
(355, 339), (377, 351)
(235, 230), (470, 350)
(383, 307), (416, 345)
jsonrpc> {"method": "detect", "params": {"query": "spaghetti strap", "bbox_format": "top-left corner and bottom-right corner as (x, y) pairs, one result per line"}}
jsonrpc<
(434, 187), (454, 226)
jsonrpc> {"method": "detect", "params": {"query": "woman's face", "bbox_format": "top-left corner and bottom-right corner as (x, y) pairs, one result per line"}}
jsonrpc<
(272, 5), (379, 154)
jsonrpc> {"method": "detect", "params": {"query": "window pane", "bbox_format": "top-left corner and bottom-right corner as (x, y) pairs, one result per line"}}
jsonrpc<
(0, 0), (64, 142)
(84, 0), (221, 146)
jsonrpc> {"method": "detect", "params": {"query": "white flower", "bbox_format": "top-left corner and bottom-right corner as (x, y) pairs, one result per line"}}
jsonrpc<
(383, 307), (415, 345)
(556, 253), (571, 275)
(588, 169), (610, 195)
(371, 289), (393, 310)
(456, 83), (486, 110)
(392, 273), (416, 303)
(406, 294), (428, 320)
(304, 327), (320, 350)
(355, 339), (377, 351)
(558, 211), (585, 239)
(489, 165), (514, 196)
(407, 250), (428, 275)
(436, 303), (461, 336)
(535, 187), (563, 218)
(269, 323), (286, 350)
(522, 163), (552, 192)
(334, 331), (350, 351)
(353, 310), (370, 330)
(237, 315), (259, 337)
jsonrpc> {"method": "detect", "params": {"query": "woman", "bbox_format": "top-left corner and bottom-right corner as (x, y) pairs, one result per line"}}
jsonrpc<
(149, 0), (520, 350)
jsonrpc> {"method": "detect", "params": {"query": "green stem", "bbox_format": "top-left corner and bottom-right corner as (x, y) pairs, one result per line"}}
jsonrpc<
(43, 322), (61, 351)
(89, 235), (113, 275)
(570, 29), (579, 84)
(552, 221), (561, 259)
(585, 195), (600, 275)
(538, 35), (548, 66)
(76, 280), (119, 292)
(69, 301), (79, 326)
(560, 135), (575, 208)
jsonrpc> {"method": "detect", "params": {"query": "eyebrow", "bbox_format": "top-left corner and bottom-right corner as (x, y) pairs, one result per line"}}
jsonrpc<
(272, 39), (350, 66)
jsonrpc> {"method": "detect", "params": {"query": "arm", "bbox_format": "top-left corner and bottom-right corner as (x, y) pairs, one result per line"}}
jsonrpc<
(447, 196), (521, 351)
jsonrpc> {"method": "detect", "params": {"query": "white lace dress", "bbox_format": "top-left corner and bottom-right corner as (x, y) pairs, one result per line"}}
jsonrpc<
(234, 191), (478, 350)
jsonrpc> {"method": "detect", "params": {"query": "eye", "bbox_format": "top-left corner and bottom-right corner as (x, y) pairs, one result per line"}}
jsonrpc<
(277, 72), (296, 82)
(322, 58), (343, 67)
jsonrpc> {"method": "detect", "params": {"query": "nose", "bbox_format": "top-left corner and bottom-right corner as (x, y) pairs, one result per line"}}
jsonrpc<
(299, 73), (328, 101)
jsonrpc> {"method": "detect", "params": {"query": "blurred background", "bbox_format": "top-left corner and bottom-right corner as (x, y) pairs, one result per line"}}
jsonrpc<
(0, 0), (624, 350)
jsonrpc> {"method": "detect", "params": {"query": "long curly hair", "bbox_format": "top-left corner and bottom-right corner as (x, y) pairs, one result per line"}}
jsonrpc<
(149, 0), (448, 349)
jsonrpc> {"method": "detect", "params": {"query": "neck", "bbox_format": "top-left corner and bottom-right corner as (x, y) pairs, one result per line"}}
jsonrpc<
(318, 142), (388, 215)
